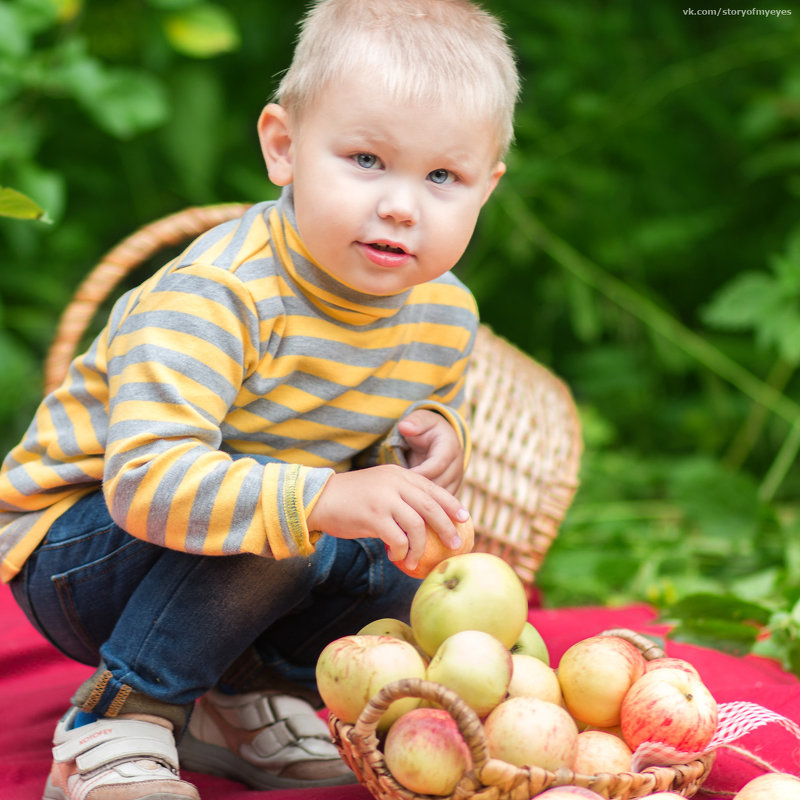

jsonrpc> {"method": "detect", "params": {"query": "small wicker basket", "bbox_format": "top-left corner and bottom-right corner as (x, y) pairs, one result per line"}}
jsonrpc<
(329, 629), (715, 800)
(44, 203), (583, 592)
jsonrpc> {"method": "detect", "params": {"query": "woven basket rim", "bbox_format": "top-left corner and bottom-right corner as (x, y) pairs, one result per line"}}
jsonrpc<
(329, 628), (716, 800)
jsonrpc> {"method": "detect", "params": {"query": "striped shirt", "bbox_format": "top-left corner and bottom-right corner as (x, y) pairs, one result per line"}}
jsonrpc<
(0, 187), (477, 582)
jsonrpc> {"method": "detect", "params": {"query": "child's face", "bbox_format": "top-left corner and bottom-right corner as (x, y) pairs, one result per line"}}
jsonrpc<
(259, 73), (506, 296)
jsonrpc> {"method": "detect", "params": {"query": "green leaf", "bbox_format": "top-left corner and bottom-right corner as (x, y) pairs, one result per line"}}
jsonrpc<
(163, 3), (240, 58)
(702, 272), (781, 330)
(11, 0), (62, 34)
(666, 457), (762, 541)
(668, 617), (761, 656)
(662, 592), (772, 626)
(0, 187), (48, 221)
(77, 68), (170, 139)
(147, 0), (200, 9)
(161, 64), (223, 198)
(0, 3), (31, 58)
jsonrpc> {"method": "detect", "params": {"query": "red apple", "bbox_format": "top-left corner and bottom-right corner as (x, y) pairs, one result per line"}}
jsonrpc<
(734, 772), (800, 799)
(410, 552), (528, 656)
(484, 696), (578, 771)
(315, 634), (426, 732)
(426, 630), (512, 717)
(573, 730), (632, 775)
(645, 656), (700, 679)
(557, 635), (647, 727)
(383, 708), (471, 795)
(620, 667), (718, 753)
(392, 518), (475, 579)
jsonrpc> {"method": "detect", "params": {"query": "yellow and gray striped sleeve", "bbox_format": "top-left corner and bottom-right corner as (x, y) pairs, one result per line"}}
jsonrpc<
(103, 262), (332, 559)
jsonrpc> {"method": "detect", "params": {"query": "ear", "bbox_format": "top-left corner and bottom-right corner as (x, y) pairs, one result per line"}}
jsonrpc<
(481, 161), (506, 205)
(257, 103), (294, 186)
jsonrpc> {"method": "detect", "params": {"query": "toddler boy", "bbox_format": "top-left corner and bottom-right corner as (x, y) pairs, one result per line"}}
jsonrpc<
(0, 0), (519, 797)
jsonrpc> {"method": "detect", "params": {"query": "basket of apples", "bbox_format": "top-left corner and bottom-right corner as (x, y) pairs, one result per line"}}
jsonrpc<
(317, 548), (717, 800)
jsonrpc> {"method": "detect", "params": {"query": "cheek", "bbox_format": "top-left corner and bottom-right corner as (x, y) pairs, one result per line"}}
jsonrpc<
(436, 205), (481, 257)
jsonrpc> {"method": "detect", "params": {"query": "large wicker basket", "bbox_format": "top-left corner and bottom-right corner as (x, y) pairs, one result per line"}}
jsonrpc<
(329, 629), (715, 800)
(44, 203), (582, 592)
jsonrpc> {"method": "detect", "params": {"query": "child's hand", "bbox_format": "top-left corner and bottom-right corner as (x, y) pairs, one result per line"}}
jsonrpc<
(306, 465), (470, 572)
(397, 408), (465, 494)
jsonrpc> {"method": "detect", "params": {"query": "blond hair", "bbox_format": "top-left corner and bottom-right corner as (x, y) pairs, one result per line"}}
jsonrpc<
(275, 0), (519, 157)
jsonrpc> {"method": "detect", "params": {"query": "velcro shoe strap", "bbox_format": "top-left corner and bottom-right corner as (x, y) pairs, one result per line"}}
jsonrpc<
(250, 720), (293, 758)
(53, 719), (178, 773)
(284, 713), (331, 740)
(250, 715), (331, 759)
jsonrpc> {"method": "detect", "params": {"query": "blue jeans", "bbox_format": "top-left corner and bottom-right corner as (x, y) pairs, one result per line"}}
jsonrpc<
(10, 471), (421, 728)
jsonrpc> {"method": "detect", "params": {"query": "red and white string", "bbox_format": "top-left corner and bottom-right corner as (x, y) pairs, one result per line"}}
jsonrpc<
(631, 701), (800, 772)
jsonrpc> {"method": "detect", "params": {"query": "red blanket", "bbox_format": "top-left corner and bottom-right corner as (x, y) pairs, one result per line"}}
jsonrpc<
(2, 584), (798, 798)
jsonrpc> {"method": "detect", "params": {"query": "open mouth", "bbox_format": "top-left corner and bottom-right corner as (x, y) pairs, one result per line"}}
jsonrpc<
(369, 242), (407, 254)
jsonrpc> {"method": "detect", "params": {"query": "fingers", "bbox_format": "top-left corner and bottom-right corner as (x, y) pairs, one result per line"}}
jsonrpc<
(306, 464), (469, 570)
(410, 455), (463, 494)
(379, 468), (469, 570)
(399, 411), (465, 492)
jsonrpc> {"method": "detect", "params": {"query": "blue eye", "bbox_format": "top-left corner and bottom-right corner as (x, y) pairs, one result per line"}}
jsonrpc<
(428, 168), (455, 185)
(354, 153), (380, 169)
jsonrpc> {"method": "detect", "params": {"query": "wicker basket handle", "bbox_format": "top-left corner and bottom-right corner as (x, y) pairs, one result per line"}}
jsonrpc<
(352, 677), (491, 772)
(600, 628), (666, 661)
(44, 202), (251, 395)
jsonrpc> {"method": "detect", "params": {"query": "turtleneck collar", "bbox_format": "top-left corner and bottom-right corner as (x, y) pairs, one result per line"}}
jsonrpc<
(265, 185), (411, 326)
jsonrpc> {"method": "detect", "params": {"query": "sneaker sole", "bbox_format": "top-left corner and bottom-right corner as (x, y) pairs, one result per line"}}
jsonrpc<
(178, 731), (360, 790)
(42, 778), (192, 800)
(43, 774), (196, 800)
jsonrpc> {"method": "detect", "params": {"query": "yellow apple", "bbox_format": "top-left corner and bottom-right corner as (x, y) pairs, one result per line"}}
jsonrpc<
(315, 634), (426, 732)
(645, 794), (691, 799)
(392, 518), (475, 579)
(573, 730), (632, 774)
(557, 635), (647, 727)
(734, 772), (800, 799)
(484, 695), (578, 771)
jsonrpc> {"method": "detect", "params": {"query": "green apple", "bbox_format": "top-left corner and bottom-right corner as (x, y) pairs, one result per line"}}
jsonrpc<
(410, 552), (528, 656)
(511, 621), (550, 665)
(426, 630), (512, 717)
(358, 616), (429, 660)
(507, 653), (562, 705)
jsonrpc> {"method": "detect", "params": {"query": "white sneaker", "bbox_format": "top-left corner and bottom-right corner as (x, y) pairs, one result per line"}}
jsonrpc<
(178, 689), (358, 790)
(43, 707), (200, 800)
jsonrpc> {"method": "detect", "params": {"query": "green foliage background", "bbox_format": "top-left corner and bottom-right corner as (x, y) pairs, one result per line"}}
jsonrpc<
(3, 0), (800, 669)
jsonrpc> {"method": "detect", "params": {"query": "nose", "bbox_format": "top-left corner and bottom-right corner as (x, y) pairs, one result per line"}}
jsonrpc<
(377, 182), (419, 226)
